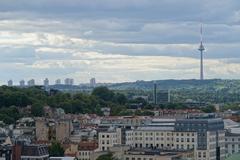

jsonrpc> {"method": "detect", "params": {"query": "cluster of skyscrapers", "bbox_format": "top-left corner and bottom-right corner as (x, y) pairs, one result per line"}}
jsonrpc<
(7, 77), (96, 87)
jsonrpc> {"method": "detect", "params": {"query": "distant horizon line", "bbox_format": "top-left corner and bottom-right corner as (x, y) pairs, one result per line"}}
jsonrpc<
(2, 78), (239, 87)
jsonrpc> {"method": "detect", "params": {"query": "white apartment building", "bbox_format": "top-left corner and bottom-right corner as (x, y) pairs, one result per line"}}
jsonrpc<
(98, 128), (122, 151)
(98, 117), (225, 160)
(126, 127), (197, 150)
(225, 132), (240, 157)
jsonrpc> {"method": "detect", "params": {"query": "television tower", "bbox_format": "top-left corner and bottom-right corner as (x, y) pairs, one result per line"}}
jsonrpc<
(198, 24), (205, 80)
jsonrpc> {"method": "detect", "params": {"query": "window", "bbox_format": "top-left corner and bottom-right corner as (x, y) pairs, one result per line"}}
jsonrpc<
(198, 152), (201, 158)
(203, 152), (206, 158)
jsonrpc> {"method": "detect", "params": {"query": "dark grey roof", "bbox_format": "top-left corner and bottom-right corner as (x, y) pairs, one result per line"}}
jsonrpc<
(21, 144), (49, 156)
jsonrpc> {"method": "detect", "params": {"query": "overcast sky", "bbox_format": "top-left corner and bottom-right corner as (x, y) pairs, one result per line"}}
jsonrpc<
(1, 0), (240, 85)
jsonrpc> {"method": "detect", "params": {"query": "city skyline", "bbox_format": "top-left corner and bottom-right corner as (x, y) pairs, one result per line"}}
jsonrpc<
(1, 1), (240, 84)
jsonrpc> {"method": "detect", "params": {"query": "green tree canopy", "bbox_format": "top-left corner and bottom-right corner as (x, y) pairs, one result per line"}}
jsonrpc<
(92, 86), (114, 101)
(96, 153), (115, 160)
(49, 141), (64, 157)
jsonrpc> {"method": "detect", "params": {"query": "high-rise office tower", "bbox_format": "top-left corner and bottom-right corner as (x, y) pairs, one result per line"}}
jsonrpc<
(7, 80), (13, 86)
(64, 78), (74, 85)
(27, 79), (35, 86)
(43, 78), (49, 87)
(90, 78), (96, 88)
(20, 80), (25, 87)
(55, 79), (61, 85)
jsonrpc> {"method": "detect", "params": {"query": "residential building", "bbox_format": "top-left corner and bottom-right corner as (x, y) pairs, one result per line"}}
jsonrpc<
(0, 144), (12, 160)
(225, 131), (240, 157)
(55, 79), (61, 85)
(157, 90), (170, 104)
(123, 148), (194, 160)
(43, 78), (49, 87)
(98, 128), (123, 151)
(76, 140), (98, 160)
(99, 116), (151, 128)
(19, 80), (25, 87)
(27, 79), (35, 86)
(35, 118), (49, 142)
(64, 78), (74, 85)
(90, 78), (96, 88)
(175, 117), (225, 160)
(7, 80), (13, 87)
(20, 144), (49, 160)
(100, 108), (111, 116)
(56, 120), (73, 142)
(126, 119), (197, 150)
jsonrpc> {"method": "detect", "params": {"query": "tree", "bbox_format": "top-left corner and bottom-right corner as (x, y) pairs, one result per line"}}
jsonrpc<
(202, 105), (216, 113)
(0, 106), (22, 124)
(31, 103), (44, 117)
(92, 87), (114, 101)
(114, 93), (127, 105)
(49, 141), (64, 157)
(96, 153), (115, 160)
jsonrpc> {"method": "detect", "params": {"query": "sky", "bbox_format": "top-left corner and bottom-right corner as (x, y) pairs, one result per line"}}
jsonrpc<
(1, 0), (240, 85)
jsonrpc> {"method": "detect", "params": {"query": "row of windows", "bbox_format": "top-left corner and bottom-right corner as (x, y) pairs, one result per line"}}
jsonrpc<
(198, 152), (206, 158)
(134, 132), (195, 136)
(125, 157), (153, 160)
(226, 144), (240, 148)
(134, 143), (195, 149)
(101, 146), (110, 151)
(100, 134), (117, 138)
(226, 138), (240, 142)
(78, 151), (90, 156)
(176, 138), (195, 142)
(127, 137), (195, 143)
